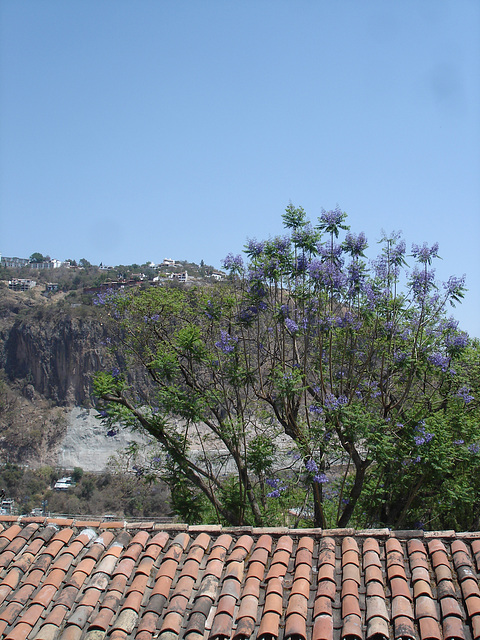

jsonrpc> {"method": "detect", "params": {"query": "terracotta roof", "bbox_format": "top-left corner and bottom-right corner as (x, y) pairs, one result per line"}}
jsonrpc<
(0, 516), (479, 640)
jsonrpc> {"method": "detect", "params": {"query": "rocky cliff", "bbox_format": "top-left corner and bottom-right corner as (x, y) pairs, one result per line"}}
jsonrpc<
(0, 287), (142, 468)
(4, 310), (110, 406)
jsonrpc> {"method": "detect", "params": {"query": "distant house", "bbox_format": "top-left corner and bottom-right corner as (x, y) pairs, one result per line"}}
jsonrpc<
(211, 271), (225, 281)
(0, 499), (14, 515)
(54, 477), (74, 491)
(46, 283), (59, 292)
(30, 258), (63, 269)
(163, 258), (176, 267)
(170, 271), (188, 282)
(8, 278), (36, 291)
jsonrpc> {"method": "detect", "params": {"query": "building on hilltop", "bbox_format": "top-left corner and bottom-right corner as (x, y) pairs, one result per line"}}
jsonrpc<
(1, 256), (30, 268)
(29, 258), (63, 269)
(170, 271), (188, 282)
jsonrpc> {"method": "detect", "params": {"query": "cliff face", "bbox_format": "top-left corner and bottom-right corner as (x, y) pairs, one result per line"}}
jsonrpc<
(4, 311), (110, 407)
(0, 288), (150, 467)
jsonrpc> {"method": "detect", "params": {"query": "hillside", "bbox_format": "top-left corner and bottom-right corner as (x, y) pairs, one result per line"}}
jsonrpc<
(0, 284), (138, 467)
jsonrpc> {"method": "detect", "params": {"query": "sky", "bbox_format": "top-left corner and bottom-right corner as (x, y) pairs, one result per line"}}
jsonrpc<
(1, 1), (479, 337)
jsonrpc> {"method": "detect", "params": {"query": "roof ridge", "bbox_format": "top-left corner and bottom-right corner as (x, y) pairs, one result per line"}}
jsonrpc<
(0, 515), (478, 538)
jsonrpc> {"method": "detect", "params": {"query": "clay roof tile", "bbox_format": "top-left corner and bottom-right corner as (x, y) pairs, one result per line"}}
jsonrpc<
(442, 615), (467, 640)
(418, 615), (442, 640)
(341, 613), (362, 640)
(285, 611), (307, 640)
(257, 610), (280, 640)
(312, 613), (334, 640)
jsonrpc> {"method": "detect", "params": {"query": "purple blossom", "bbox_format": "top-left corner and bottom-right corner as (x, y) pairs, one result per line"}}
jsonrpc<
(453, 439), (465, 445)
(317, 315), (335, 333)
(390, 239), (407, 265)
(409, 265), (436, 298)
(372, 255), (391, 280)
(111, 367), (121, 378)
(414, 423), (434, 446)
(205, 300), (214, 320)
(308, 259), (346, 291)
(313, 473), (328, 484)
(285, 318), (299, 334)
(428, 352), (450, 372)
(267, 490), (281, 498)
(440, 317), (459, 332)
(238, 306), (260, 323)
(273, 236), (291, 255)
(411, 242), (440, 264)
(215, 330), (238, 354)
(346, 262), (366, 295)
(468, 444), (480, 454)
(93, 288), (122, 307)
(266, 478), (281, 488)
(266, 479), (288, 498)
(443, 274), (466, 296)
(456, 386), (474, 404)
(324, 394), (348, 410)
(445, 332), (469, 352)
(384, 321), (396, 335)
(305, 459), (318, 474)
(363, 381), (381, 398)
(318, 242), (344, 262)
(343, 231), (368, 257)
(222, 253), (244, 271)
(245, 238), (265, 257)
(295, 254), (309, 272)
(309, 404), (323, 415)
(106, 429), (118, 437)
(318, 206), (348, 236)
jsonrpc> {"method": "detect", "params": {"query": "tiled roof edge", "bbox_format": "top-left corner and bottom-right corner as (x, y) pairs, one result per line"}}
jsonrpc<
(0, 515), (479, 538)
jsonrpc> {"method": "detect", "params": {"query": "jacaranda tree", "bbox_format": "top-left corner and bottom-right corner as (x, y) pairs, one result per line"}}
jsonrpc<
(94, 205), (478, 529)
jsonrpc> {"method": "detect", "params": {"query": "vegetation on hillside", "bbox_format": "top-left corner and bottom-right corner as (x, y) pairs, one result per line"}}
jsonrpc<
(0, 463), (170, 519)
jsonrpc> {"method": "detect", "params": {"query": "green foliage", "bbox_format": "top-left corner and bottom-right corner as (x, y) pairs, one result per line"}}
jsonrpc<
(29, 252), (45, 263)
(71, 467), (84, 483)
(247, 435), (276, 476)
(94, 204), (475, 529)
(0, 464), (170, 518)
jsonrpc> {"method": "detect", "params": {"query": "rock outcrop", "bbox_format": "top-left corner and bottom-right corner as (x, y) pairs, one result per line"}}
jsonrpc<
(0, 288), (138, 466)
(4, 311), (110, 406)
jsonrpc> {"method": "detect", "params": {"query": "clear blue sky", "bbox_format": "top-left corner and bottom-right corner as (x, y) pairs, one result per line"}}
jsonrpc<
(1, 1), (479, 337)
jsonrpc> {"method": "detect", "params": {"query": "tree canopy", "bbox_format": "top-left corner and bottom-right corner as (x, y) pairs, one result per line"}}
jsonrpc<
(29, 252), (45, 263)
(94, 205), (478, 529)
